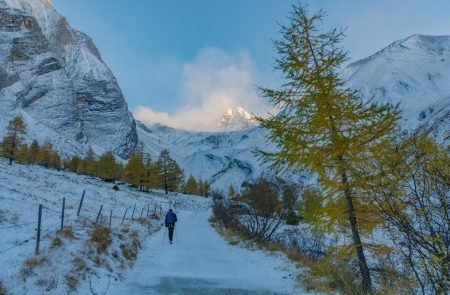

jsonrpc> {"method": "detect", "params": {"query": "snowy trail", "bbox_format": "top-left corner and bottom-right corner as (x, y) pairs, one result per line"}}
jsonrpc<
(110, 209), (309, 295)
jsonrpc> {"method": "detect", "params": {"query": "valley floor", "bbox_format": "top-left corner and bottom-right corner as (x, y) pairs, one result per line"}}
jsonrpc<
(110, 209), (311, 295)
(0, 158), (311, 294)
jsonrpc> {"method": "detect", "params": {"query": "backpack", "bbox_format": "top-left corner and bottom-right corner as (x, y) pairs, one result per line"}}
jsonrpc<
(166, 211), (174, 224)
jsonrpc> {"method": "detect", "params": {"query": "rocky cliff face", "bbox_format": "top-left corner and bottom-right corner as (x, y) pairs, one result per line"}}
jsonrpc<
(0, 0), (137, 159)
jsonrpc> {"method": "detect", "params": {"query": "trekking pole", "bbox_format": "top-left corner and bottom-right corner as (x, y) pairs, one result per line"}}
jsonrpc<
(162, 227), (167, 246)
(174, 226), (179, 245)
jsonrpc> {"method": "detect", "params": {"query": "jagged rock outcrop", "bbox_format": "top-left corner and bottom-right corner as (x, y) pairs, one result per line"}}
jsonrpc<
(0, 0), (137, 158)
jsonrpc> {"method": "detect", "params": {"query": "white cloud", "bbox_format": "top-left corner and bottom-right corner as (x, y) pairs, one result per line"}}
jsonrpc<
(133, 47), (269, 131)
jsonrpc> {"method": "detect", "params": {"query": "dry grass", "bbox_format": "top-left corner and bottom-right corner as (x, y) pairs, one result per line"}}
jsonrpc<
(134, 217), (148, 225)
(212, 209), (366, 294)
(35, 277), (58, 291)
(58, 226), (75, 240)
(89, 226), (112, 254)
(20, 256), (47, 278)
(120, 238), (141, 261)
(149, 213), (160, 220)
(65, 274), (79, 291)
(50, 236), (63, 249)
(72, 256), (86, 272)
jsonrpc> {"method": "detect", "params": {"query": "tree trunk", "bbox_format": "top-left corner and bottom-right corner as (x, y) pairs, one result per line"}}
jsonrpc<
(163, 164), (168, 194)
(341, 171), (373, 293)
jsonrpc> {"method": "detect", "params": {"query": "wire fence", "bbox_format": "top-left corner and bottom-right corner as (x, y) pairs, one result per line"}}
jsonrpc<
(0, 189), (178, 256)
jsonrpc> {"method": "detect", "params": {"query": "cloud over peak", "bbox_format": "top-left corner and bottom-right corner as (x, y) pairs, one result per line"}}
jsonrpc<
(134, 47), (268, 131)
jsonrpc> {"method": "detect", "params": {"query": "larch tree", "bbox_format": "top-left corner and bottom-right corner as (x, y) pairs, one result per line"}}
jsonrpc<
(28, 140), (40, 164)
(122, 153), (146, 190)
(96, 151), (120, 182)
(1, 116), (27, 165)
(184, 175), (198, 195)
(82, 147), (96, 175)
(257, 5), (400, 292)
(157, 149), (184, 194)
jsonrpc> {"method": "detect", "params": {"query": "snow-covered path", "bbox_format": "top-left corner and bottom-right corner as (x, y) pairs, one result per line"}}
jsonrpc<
(110, 210), (309, 295)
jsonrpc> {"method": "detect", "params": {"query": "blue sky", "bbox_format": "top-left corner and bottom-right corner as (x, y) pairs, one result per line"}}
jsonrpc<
(53, 0), (450, 130)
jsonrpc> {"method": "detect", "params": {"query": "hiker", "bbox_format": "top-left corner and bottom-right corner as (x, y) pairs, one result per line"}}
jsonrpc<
(165, 209), (178, 244)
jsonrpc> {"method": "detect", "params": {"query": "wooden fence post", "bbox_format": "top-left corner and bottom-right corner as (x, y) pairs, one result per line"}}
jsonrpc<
(77, 190), (86, 217)
(121, 208), (129, 225)
(61, 197), (65, 231)
(35, 204), (42, 255)
(95, 205), (103, 225)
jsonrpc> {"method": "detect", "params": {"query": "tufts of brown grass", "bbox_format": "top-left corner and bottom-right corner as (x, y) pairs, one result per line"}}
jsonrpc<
(58, 226), (75, 240)
(89, 226), (111, 254)
(72, 256), (86, 272)
(134, 217), (148, 225)
(35, 277), (58, 291)
(149, 213), (160, 220)
(65, 274), (79, 291)
(50, 236), (63, 249)
(20, 256), (47, 278)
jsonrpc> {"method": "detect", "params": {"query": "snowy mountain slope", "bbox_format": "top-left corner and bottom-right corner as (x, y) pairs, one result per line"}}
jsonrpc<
(217, 106), (258, 131)
(0, 0), (137, 159)
(0, 157), (209, 294)
(136, 121), (290, 192)
(344, 34), (450, 145)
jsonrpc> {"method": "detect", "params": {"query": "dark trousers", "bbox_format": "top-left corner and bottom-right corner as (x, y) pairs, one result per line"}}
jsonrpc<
(168, 224), (175, 241)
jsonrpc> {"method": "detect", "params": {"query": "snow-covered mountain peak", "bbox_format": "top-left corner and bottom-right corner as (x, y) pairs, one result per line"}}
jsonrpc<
(3, 0), (52, 11)
(217, 106), (258, 131)
(391, 34), (450, 55)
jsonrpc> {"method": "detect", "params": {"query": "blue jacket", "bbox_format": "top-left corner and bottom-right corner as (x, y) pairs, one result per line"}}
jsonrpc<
(165, 210), (178, 227)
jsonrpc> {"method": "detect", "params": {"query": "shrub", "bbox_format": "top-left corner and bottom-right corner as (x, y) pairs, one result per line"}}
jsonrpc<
(239, 177), (289, 242)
